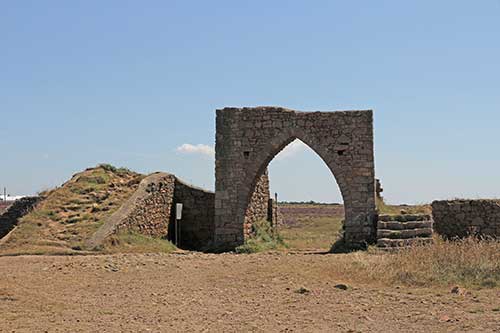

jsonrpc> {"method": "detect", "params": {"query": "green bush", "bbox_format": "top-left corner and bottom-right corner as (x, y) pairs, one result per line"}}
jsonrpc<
(235, 219), (287, 253)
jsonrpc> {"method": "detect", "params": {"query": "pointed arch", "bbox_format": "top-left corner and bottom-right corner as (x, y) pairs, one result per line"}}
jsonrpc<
(213, 107), (376, 251)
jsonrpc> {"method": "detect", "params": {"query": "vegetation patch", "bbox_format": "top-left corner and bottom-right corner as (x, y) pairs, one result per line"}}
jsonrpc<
(372, 236), (500, 288)
(103, 231), (176, 254)
(376, 196), (431, 215)
(236, 219), (287, 253)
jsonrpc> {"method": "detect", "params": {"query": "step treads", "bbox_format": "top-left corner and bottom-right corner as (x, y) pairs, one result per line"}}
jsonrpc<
(377, 220), (433, 230)
(377, 228), (433, 239)
(378, 214), (432, 222)
(377, 237), (434, 248)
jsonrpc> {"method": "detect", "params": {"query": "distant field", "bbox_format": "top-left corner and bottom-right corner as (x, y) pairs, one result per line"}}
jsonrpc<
(278, 204), (344, 250)
(277, 202), (431, 251)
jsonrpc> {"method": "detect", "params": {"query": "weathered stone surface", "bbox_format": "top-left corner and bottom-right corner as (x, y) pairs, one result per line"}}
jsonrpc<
(169, 178), (214, 250)
(214, 107), (376, 250)
(432, 199), (500, 239)
(87, 173), (176, 249)
(377, 228), (433, 239)
(376, 214), (434, 248)
(377, 220), (433, 230)
(379, 214), (432, 222)
(244, 172), (270, 236)
(377, 237), (433, 248)
(88, 170), (272, 251)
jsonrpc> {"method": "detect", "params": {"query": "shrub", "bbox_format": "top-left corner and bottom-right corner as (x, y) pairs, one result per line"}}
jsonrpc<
(235, 219), (287, 253)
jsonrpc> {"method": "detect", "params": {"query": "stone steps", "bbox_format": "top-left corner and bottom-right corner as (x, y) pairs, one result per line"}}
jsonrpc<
(377, 220), (433, 230)
(377, 228), (433, 239)
(377, 237), (434, 248)
(377, 214), (434, 249)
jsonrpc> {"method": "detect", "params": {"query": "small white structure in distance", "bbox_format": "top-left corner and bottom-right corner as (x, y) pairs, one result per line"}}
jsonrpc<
(0, 195), (27, 201)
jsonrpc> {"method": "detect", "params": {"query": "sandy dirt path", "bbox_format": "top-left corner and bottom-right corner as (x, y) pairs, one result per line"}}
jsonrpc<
(1, 252), (499, 332)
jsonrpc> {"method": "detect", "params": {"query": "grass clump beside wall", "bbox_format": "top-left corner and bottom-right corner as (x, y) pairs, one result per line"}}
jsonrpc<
(103, 231), (176, 254)
(380, 236), (500, 288)
(235, 219), (287, 253)
(322, 237), (499, 289)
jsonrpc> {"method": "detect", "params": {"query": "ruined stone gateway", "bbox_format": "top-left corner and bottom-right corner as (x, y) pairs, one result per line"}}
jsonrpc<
(214, 107), (377, 250)
(88, 106), (377, 251)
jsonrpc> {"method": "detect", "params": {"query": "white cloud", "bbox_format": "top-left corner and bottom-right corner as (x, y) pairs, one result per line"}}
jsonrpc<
(176, 140), (307, 160)
(275, 139), (307, 161)
(176, 144), (215, 157)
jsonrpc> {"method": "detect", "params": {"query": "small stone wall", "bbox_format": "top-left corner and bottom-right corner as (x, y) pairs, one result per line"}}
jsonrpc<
(0, 197), (40, 239)
(87, 173), (176, 248)
(115, 173), (176, 237)
(89, 167), (274, 251)
(432, 200), (500, 239)
(244, 171), (271, 237)
(169, 179), (214, 250)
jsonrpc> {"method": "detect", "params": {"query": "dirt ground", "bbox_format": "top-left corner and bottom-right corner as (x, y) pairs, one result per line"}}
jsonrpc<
(1, 252), (499, 332)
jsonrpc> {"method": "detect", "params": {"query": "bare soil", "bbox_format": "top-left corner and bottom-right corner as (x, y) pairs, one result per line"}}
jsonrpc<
(1, 252), (499, 332)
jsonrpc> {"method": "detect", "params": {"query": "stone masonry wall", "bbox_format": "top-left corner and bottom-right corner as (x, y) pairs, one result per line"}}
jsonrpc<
(244, 171), (271, 237)
(0, 197), (40, 239)
(214, 106), (376, 250)
(169, 179), (215, 250)
(432, 200), (500, 239)
(115, 173), (176, 237)
(87, 173), (176, 248)
(89, 170), (271, 251)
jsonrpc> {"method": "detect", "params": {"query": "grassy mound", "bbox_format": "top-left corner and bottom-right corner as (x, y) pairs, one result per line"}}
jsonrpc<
(236, 219), (287, 253)
(0, 164), (147, 255)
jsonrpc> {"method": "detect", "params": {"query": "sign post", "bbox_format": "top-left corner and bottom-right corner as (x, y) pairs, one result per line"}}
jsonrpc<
(274, 192), (278, 235)
(175, 203), (183, 247)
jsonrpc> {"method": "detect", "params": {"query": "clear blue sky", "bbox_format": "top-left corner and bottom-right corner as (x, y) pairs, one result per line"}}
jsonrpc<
(1, 1), (499, 204)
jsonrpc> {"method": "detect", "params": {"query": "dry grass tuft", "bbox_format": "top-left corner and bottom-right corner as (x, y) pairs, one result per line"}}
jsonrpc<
(376, 196), (431, 215)
(103, 231), (176, 254)
(377, 236), (500, 288)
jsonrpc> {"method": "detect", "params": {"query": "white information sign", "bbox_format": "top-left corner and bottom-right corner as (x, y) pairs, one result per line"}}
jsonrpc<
(176, 203), (183, 220)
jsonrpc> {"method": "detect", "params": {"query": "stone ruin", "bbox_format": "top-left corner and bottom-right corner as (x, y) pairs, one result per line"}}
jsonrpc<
(432, 199), (500, 239)
(86, 106), (378, 251)
(87, 171), (277, 250)
(213, 107), (377, 250)
(3, 106), (498, 251)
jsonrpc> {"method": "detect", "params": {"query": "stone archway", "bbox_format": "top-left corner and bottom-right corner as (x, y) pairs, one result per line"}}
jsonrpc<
(214, 107), (376, 251)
